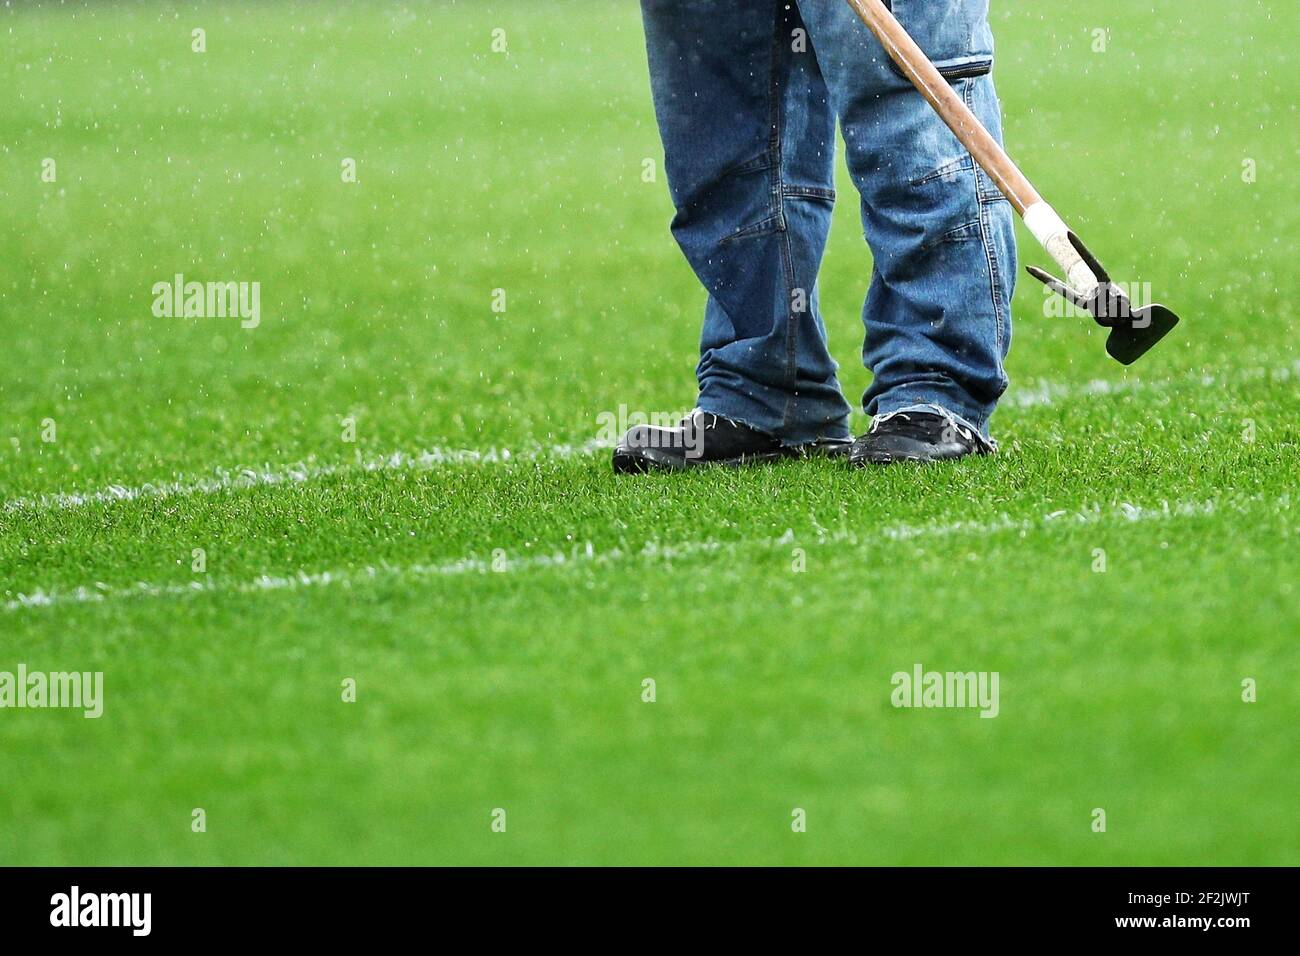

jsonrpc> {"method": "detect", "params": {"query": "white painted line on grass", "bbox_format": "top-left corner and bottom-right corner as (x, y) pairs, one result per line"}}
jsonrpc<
(1005, 359), (1299, 409)
(5, 492), (1288, 614)
(2, 538), (722, 613)
(2, 438), (608, 514)
(4, 360), (1296, 516)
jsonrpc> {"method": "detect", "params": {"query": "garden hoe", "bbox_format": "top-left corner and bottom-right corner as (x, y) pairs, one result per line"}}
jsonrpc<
(845, 0), (1180, 364)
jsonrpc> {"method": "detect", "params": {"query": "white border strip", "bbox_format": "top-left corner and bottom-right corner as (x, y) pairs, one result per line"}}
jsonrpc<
(2, 438), (607, 514)
(1006, 360), (1299, 409)
(4, 361), (1297, 516)
(6, 492), (1288, 614)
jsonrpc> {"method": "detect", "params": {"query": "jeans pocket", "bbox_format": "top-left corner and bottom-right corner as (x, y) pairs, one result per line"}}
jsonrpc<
(885, 0), (995, 79)
(920, 219), (982, 250)
(719, 212), (785, 245)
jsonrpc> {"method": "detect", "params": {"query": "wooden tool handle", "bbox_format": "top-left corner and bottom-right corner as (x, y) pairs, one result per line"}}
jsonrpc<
(843, 0), (1038, 214)
(844, 0), (1098, 293)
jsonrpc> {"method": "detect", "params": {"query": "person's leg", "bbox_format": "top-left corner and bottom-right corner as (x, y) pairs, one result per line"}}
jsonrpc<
(639, 0), (853, 446)
(796, 0), (1017, 442)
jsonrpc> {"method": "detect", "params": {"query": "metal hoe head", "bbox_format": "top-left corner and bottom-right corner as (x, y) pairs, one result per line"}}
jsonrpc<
(1026, 233), (1180, 365)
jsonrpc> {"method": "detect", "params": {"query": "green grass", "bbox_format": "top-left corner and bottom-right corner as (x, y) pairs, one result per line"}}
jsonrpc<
(1, 0), (1297, 865)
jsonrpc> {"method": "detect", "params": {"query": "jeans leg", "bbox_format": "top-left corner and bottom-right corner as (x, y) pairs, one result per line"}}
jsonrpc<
(796, 0), (1016, 438)
(640, 0), (853, 444)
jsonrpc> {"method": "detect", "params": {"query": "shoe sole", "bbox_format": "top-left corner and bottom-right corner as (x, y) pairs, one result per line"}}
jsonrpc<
(613, 440), (851, 475)
(848, 447), (992, 467)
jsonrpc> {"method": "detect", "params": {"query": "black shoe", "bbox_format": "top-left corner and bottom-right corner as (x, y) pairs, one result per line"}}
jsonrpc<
(612, 410), (850, 474)
(848, 410), (993, 466)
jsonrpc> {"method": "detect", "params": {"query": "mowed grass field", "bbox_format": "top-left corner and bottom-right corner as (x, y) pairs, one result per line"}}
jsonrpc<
(1, 0), (1297, 865)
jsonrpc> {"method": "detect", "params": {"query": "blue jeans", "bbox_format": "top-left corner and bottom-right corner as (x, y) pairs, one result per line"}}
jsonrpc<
(641, 0), (1016, 443)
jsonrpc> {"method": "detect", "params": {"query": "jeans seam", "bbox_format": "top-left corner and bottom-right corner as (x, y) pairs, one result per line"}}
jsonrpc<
(910, 157), (971, 187)
(770, 2), (799, 424)
(718, 212), (784, 245)
(965, 78), (1007, 375)
(723, 152), (774, 179)
(782, 183), (836, 202)
(766, 5), (784, 224)
(920, 218), (981, 251)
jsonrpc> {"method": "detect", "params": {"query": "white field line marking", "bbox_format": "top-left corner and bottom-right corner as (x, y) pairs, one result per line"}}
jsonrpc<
(4, 359), (1296, 516)
(5, 492), (1289, 614)
(1005, 359), (1300, 409)
(1, 438), (608, 514)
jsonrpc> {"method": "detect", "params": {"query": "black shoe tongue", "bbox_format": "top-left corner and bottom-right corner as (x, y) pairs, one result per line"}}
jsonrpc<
(688, 412), (781, 460)
(882, 412), (944, 439)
